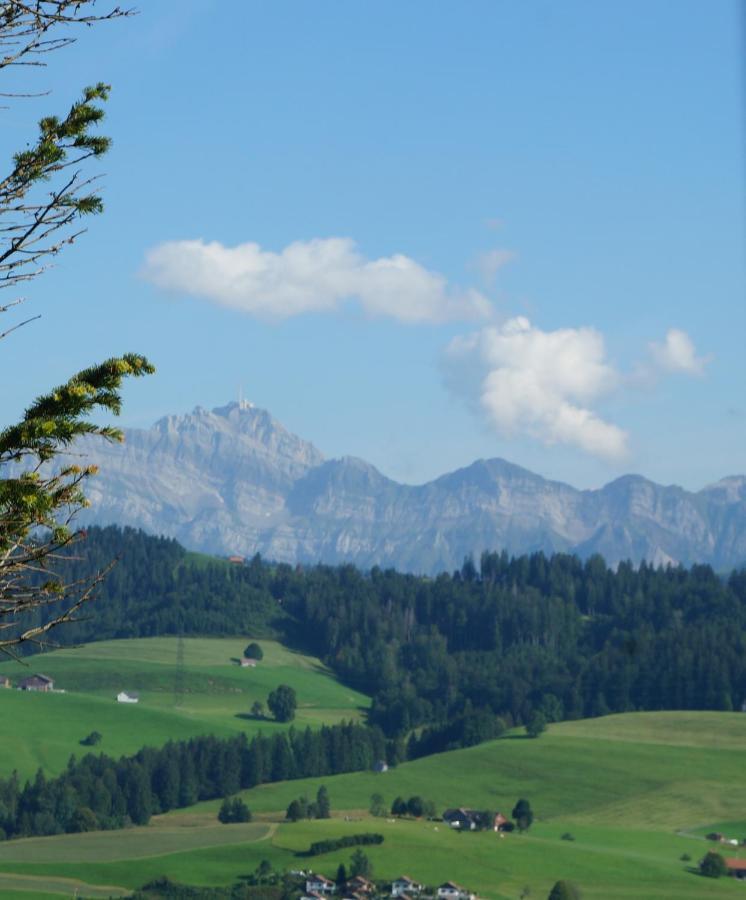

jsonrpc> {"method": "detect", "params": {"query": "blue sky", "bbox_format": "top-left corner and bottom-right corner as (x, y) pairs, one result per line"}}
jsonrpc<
(1, 0), (743, 489)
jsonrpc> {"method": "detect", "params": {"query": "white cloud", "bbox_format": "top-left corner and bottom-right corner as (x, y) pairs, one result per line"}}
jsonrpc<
(475, 247), (515, 285)
(649, 328), (709, 375)
(443, 317), (629, 461)
(141, 237), (492, 324)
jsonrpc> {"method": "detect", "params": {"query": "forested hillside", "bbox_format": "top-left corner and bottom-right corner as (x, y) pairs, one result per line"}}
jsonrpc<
(34, 527), (746, 743)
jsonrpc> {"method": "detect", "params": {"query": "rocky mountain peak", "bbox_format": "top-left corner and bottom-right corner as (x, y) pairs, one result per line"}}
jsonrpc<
(62, 400), (746, 574)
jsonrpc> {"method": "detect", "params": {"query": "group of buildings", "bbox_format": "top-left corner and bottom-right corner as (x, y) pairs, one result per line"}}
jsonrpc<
(0, 673), (55, 691)
(301, 875), (476, 900)
(1, 673), (139, 703)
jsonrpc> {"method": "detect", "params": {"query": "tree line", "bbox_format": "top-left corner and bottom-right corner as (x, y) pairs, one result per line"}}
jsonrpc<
(0, 721), (385, 840)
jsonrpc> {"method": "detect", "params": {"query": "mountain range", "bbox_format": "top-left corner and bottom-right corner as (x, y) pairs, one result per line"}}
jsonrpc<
(66, 401), (746, 573)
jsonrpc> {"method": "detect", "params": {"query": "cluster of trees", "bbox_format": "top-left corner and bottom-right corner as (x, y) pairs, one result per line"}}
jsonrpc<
(285, 785), (330, 822)
(390, 795), (437, 818)
(305, 832), (383, 857)
(267, 685), (297, 723)
(0, 721), (385, 840)
(512, 798), (534, 831)
(217, 796), (252, 824)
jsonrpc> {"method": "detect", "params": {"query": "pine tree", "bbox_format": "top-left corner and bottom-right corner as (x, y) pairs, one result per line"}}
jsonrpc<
(316, 785), (331, 819)
(0, 3), (153, 651)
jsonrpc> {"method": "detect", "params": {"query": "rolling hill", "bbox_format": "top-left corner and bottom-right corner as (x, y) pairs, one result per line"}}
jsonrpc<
(1, 712), (745, 899)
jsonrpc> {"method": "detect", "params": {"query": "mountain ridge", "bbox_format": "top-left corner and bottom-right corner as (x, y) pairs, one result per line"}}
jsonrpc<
(56, 401), (746, 573)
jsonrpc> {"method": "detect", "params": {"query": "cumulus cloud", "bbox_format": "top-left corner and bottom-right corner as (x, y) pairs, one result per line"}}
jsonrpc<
(443, 317), (629, 461)
(649, 328), (709, 375)
(141, 237), (492, 324)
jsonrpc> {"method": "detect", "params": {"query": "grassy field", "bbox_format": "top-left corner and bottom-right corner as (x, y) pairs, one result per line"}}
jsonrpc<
(1, 710), (746, 898)
(0, 637), (369, 779)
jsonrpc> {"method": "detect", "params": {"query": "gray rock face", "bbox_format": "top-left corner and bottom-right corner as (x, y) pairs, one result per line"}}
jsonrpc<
(61, 402), (745, 573)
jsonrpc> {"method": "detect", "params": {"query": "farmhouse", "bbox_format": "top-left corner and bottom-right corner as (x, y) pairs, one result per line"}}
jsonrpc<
(443, 808), (476, 830)
(116, 691), (139, 703)
(18, 673), (54, 692)
(392, 875), (423, 896)
(437, 882), (475, 900)
(239, 658), (257, 668)
(725, 858), (746, 879)
(442, 807), (510, 832)
(305, 874), (335, 895)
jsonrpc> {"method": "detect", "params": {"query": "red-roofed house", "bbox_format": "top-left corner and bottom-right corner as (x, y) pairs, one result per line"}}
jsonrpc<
(725, 858), (746, 879)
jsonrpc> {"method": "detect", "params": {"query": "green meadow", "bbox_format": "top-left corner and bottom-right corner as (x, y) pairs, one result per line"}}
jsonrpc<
(1, 708), (746, 898)
(0, 637), (369, 778)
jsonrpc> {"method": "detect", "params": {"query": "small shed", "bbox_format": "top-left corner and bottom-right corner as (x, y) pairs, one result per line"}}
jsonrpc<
(117, 691), (139, 704)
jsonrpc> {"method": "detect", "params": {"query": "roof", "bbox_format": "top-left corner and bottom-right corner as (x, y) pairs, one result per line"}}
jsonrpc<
(119, 690), (140, 698)
(439, 883), (463, 891)
(20, 673), (53, 684)
(725, 858), (746, 871)
(307, 874), (334, 885)
(394, 876), (419, 884)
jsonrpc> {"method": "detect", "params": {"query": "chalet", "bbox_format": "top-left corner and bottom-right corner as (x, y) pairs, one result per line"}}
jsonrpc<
(240, 658), (257, 668)
(18, 674), (53, 692)
(437, 882), (475, 900)
(372, 759), (389, 773)
(725, 858), (746, 880)
(391, 876), (423, 897)
(0, 676), (11, 688)
(305, 874), (335, 895)
(116, 691), (139, 703)
(228, 555), (245, 564)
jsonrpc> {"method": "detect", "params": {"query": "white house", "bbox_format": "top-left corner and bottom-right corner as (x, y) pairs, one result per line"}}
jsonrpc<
(305, 874), (335, 895)
(392, 876), (423, 897)
(116, 691), (139, 703)
(437, 883), (474, 900)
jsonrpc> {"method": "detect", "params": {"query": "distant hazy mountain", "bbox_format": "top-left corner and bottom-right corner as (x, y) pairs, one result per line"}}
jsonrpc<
(64, 402), (746, 573)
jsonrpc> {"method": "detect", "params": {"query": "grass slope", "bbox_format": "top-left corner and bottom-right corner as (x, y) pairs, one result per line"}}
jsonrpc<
(0, 637), (369, 779)
(2, 711), (746, 898)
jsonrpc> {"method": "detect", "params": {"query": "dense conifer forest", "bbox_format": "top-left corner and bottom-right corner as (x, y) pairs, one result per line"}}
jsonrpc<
(27, 526), (746, 744)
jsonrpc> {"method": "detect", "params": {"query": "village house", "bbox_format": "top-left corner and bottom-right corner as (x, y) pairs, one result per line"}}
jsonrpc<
(442, 807), (510, 832)
(239, 658), (257, 668)
(345, 876), (374, 894)
(437, 882), (475, 900)
(116, 691), (139, 703)
(0, 675), (11, 688)
(443, 808), (476, 830)
(391, 875), (423, 897)
(305, 874), (335, 895)
(18, 673), (54, 692)
(725, 858), (746, 880)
